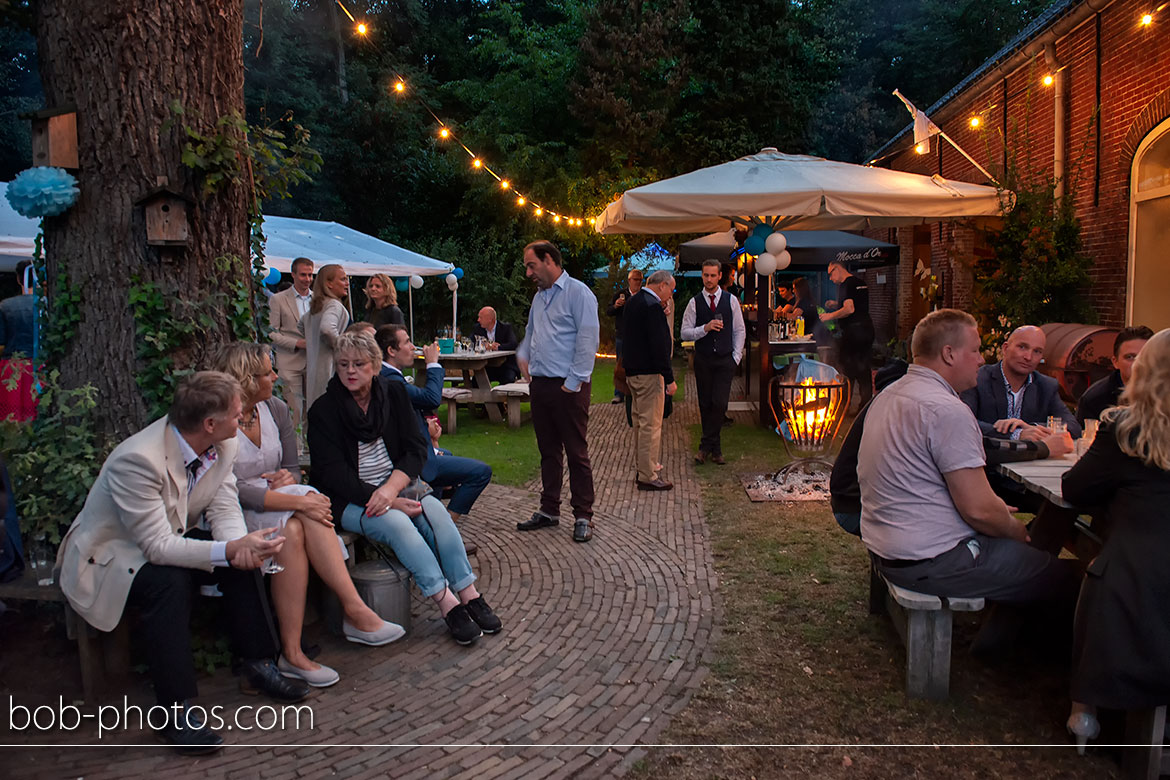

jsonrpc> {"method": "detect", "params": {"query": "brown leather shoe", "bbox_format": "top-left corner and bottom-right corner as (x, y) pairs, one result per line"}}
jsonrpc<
(710, 454), (726, 465)
(694, 450), (708, 465)
(636, 478), (674, 491)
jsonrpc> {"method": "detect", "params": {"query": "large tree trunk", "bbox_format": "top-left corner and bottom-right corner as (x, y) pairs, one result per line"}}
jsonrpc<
(36, 1), (251, 439)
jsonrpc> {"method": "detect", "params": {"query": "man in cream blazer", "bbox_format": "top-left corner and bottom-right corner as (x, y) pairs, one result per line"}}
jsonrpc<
(58, 371), (309, 753)
(268, 256), (313, 435)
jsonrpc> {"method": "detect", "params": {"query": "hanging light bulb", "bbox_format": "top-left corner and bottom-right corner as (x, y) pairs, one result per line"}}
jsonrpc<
(356, 22), (368, 35)
(914, 143), (927, 155)
(1042, 74), (1054, 86)
(1140, 12), (1153, 25)
(500, 180), (510, 190)
(534, 207), (543, 217)
(394, 80), (406, 94)
(553, 215), (560, 223)
(472, 158), (482, 169)
(969, 116), (982, 129)
(438, 127), (450, 139)
(516, 196), (526, 206)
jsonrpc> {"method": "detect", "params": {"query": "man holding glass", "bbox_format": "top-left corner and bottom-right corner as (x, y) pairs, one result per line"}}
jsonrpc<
(681, 258), (745, 465)
(57, 372), (309, 754)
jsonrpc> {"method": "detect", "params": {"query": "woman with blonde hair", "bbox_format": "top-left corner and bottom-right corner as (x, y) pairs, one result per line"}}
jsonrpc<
(213, 343), (403, 687)
(363, 273), (405, 329)
(1062, 328), (1170, 753)
(300, 263), (350, 407)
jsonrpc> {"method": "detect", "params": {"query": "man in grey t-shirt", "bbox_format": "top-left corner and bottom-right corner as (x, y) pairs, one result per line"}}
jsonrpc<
(859, 309), (1078, 608)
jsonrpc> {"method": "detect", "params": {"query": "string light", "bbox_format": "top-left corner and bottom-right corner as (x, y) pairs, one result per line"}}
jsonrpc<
(1042, 74), (1054, 86)
(969, 116), (982, 129)
(1140, 12), (1153, 24)
(914, 143), (927, 155)
(337, 1), (586, 228)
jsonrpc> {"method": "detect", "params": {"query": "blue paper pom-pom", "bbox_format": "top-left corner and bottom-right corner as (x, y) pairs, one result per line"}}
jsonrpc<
(5, 167), (80, 218)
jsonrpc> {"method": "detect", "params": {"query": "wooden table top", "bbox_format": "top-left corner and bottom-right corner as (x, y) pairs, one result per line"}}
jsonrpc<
(994, 455), (1077, 509)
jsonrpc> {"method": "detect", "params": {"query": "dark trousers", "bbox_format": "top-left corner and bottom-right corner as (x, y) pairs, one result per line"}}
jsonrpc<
(530, 376), (594, 520)
(694, 352), (735, 455)
(613, 338), (624, 398)
(838, 324), (875, 407)
(126, 561), (278, 706)
(425, 453), (492, 515)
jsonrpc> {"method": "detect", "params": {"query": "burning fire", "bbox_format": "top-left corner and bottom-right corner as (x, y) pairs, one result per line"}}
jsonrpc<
(781, 377), (846, 447)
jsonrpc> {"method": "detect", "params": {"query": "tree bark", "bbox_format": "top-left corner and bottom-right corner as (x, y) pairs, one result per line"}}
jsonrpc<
(329, 0), (349, 105)
(36, 0), (251, 439)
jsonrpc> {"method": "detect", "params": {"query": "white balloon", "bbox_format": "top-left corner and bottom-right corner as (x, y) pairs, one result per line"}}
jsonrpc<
(775, 250), (792, 270)
(409, 275), (424, 289)
(445, 273), (457, 287)
(450, 281), (459, 292)
(765, 232), (787, 255)
(755, 252), (778, 276)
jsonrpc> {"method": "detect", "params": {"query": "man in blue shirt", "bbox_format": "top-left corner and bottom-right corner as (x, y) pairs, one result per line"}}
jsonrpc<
(516, 241), (600, 543)
(376, 325), (493, 522)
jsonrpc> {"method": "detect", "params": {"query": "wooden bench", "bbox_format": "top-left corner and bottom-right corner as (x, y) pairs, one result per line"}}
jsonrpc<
(490, 382), (530, 429)
(0, 570), (130, 703)
(869, 560), (985, 700)
(440, 387), (472, 434)
(1124, 707), (1170, 779)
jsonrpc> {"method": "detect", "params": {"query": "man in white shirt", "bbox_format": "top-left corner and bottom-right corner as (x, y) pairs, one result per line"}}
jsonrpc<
(268, 256), (314, 436)
(680, 258), (745, 464)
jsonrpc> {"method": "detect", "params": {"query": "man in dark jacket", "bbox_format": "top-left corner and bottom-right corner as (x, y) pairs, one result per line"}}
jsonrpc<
(471, 307), (520, 385)
(961, 325), (1081, 440)
(606, 269), (644, 403)
(377, 325), (492, 521)
(1076, 325), (1153, 425)
(623, 270), (677, 491)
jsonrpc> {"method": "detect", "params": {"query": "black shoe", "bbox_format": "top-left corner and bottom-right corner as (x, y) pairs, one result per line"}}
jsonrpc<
(157, 702), (224, 755)
(464, 596), (502, 634)
(610, 396), (623, 404)
(517, 511), (558, 531)
(636, 478), (673, 491)
(573, 518), (594, 543)
(444, 604), (483, 645)
(239, 658), (311, 702)
(710, 454), (726, 465)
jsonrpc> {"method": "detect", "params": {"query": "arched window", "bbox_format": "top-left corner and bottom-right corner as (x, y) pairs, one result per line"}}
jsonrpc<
(1128, 117), (1170, 330)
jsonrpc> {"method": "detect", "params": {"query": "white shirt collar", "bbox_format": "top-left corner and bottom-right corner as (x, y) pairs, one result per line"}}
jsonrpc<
(383, 362), (403, 375)
(644, 287), (661, 303)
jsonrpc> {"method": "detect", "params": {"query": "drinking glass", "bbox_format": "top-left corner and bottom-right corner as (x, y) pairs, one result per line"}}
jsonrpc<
(261, 530), (284, 575)
(1046, 416), (1066, 435)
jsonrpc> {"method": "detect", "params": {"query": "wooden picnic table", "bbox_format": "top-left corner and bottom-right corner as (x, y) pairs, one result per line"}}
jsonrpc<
(993, 453), (1101, 555)
(415, 350), (517, 423)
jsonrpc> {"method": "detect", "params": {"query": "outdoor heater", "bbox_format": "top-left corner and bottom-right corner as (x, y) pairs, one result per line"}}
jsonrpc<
(768, 375), (850, 480)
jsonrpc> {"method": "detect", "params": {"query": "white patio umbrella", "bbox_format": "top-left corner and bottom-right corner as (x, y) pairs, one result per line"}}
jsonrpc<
(594, 147), (1006, 235)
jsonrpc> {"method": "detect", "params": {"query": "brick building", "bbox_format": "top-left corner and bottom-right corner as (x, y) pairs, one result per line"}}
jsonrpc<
(868, 0), (1170, 340)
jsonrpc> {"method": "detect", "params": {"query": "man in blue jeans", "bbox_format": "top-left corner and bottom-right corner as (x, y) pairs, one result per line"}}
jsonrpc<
(376, 325), (493, 522)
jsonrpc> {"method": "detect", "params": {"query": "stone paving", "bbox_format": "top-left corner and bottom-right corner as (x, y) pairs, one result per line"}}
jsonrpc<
(6, 372), (723, 779)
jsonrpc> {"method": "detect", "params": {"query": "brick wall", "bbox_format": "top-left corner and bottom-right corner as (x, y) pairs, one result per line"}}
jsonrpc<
(883, 0), (1170, 335)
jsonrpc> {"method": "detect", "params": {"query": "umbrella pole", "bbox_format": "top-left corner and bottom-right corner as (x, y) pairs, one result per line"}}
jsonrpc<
(452, 288), (458, 340)
(409, 285), (414, 343)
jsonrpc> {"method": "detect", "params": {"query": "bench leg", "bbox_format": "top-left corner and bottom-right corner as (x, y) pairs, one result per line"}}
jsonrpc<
(506, 396), (522, 429)
(1123, 706), (1166, 780)
(446, 398), (458, 435)
(903, 608), (952, 700)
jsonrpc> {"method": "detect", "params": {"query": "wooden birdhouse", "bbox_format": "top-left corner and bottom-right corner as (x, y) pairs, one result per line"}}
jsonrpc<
(24, 107), (79, 169)
(135, 187), (194, 247)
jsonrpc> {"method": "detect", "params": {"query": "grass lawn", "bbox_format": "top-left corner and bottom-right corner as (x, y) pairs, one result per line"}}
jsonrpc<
(439, 357), (683, 488)
(631, 419), (1115, 779)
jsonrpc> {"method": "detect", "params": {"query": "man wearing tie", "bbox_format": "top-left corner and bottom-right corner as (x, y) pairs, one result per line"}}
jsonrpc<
(681, 258), (745, 465)
(268, 256), (314, 436)
(57, 372), (309, 754)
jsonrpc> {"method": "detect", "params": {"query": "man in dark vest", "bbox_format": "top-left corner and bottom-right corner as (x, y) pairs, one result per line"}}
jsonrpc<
(681, 258), (745, 464)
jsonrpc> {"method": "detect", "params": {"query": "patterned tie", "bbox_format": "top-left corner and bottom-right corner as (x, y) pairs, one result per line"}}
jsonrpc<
(708, 294), (716, 312)
(186, 459), (201, 494)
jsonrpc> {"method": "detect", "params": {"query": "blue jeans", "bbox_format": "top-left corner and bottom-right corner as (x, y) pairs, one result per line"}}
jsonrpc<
(424, 452), (492, 516)
(341, 495), (476, 597)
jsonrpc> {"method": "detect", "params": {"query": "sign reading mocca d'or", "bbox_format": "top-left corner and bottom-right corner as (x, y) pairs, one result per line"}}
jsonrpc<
(834, 246), (891, 264)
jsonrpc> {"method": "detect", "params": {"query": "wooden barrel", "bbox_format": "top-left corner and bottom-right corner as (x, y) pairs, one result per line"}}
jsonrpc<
(1039, 323), (1118, 403)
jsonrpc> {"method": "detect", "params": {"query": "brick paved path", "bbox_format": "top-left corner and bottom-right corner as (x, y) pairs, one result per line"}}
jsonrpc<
(6, 373), (722, 779)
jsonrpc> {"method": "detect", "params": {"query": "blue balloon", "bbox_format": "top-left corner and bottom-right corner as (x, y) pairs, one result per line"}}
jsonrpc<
(453, 267), (464, 280)
(264, 266), (281, 286)
(751, 223), (773, 239)
(394, 278), (409, 292)
(744, 235), (766, 256)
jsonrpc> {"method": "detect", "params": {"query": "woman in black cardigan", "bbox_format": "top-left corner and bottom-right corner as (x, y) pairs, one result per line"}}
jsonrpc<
(1062, 328), (1170, 753)
(308, 331), (501, 646)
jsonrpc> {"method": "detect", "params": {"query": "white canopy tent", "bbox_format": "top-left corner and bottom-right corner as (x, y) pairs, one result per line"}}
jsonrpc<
(1, 183), (453, 277)
(594, 148), (1006, 235)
